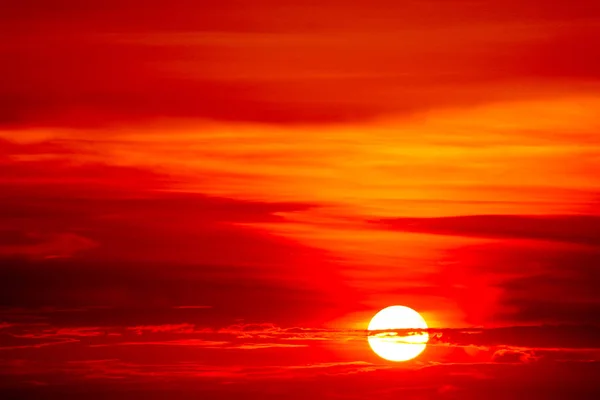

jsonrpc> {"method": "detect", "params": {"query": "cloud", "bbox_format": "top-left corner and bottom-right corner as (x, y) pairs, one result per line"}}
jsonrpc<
(3, 357), (600, 400)
(0, 338), (79, 351)
(171, 306), (212, 309)
(89, 339), (231, 348)
(1, 315), (600, 397)
(126, 324), (197, 335)
(12, 327), (105, 339)
(437, 238), (600, 325)
(3, 1), (600, 127)
(491, 349), (538, 363)
(373, 214), (600, 247)
(0, 141), (353, 326)
(2, 2), (600, 398)
(3, 320), (600, 360)
(0, 232), (97, 260)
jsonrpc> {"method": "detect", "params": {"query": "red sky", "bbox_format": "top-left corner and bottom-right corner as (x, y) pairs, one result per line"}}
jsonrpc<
(2, 1), (600, 398)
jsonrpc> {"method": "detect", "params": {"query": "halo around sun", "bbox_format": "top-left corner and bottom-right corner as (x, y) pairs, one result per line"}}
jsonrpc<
(367, 305), (429, 362)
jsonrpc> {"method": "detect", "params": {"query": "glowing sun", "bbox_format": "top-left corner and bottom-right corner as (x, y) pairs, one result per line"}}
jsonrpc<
(367, 305), (429, 362)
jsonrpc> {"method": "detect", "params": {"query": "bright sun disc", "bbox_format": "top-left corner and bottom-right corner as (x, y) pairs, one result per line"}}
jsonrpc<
(367, 305), (429, 362)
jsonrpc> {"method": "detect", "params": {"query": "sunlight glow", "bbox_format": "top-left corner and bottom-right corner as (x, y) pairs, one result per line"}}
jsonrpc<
(367, 305), (429, 362)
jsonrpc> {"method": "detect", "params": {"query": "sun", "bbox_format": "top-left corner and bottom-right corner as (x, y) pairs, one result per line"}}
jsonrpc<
(367, 305), (429, 362)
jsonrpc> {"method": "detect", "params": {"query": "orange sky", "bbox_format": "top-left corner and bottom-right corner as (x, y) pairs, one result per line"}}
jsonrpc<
(2, 1), (600, 398)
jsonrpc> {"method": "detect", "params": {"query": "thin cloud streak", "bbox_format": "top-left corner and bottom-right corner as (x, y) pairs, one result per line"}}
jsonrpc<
(2, 322), (600, 353)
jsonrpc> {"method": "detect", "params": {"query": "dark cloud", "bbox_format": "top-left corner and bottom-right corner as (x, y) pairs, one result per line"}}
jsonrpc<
(429, 325), (600, 350)
(0, 258), (350, 327)
(0, 141), (354, 327)
(0, 137), (165, 193)
(373, 214), (600, 246)
(375, 214), (600, 325)
(0, 232), (97, 259)
(3, 321), (600, 356)
(0, 195), (347, 323)
(442, 241), (600, 325)
(1, 357), (600, 399)
(488, 348), (560, 365)
(2, 317), (600, 398)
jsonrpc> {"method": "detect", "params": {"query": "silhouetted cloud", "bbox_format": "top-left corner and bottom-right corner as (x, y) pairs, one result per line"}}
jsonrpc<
(373, 214), (600, 246)
(491, 348), (538, 363)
